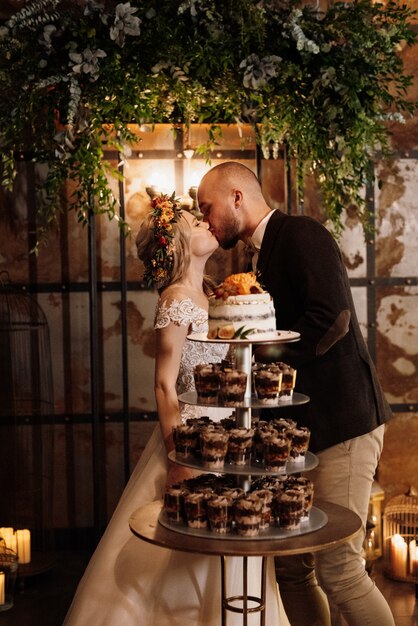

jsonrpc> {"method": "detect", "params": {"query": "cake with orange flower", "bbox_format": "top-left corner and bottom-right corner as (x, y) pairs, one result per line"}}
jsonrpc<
(208, 273), (276, 339)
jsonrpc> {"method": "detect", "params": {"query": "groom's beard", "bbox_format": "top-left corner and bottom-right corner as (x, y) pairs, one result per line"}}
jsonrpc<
(220, 234), (240, 250)
(217, 215), (240, 250)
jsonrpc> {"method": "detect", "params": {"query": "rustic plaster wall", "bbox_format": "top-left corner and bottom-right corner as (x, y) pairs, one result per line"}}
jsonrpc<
(1, 111), (418, 530)
(374, 159), (418, 509)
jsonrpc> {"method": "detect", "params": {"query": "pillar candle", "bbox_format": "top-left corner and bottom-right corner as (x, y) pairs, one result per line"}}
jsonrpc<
(8, 533), (17, 555)
(0, 572), (4, 605)
(391, 534), (407, 578)
(409, 539), (418, 577)
(16, 529), (31, 564)
(0, 528), (14, 550)
(365, 528), (376, 560)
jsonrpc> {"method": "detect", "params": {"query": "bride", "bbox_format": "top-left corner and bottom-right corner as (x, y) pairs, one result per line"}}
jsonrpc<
(63, 194), (288, 626)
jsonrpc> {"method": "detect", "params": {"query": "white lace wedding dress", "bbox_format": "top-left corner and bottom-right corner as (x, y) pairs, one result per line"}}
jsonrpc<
(64, 298), (289, 626)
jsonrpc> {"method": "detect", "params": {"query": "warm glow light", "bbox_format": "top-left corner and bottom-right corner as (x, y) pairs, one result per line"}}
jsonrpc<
(0, 529), (16, 554)
(0, 572), (4, 605)
(409, 539), (418, 577)
(147, 164), (175, 194)
(16, 529), (31, 565)
(186, 163), (211, 192)
(391, 534), (408, 578)
(0, 530), (13, 549)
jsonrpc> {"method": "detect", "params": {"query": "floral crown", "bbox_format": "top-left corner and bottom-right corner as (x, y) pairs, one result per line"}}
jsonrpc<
(143, 192), (183, 289)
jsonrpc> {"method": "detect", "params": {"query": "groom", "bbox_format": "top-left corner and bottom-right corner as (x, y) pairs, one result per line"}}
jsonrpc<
(197, 162), (394, 626)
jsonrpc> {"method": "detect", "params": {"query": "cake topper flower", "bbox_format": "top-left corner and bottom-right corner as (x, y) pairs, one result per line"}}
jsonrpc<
(143, 192), (182, 289)
(213, 272), (263, 299)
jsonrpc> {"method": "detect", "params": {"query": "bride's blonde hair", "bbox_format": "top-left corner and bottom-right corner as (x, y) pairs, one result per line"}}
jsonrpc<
(136, 211), (191, 291)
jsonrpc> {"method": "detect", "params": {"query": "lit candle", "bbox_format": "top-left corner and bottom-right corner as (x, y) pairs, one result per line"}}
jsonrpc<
(8, 533), (17, 555)
(365, 528), (376, 561)
(16, 529), (31, 564)
(0, 571), (4, 605)
(391, 534), (407, 578)
(0, 528), (14, 550)
(409, 539), (418, 577)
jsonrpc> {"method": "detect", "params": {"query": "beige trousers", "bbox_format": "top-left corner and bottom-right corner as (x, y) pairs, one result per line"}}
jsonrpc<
(275, 424), (395, 626)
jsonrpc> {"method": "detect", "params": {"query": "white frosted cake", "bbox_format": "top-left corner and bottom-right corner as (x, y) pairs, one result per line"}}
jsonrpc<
(208, 273), (276, 339)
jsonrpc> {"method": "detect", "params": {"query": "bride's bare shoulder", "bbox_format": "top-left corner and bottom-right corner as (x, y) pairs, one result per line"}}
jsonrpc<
(159, 285), (193, 304)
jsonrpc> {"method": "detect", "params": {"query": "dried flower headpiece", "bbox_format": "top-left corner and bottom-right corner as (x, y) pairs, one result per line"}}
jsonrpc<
(143, 192), (183, 288)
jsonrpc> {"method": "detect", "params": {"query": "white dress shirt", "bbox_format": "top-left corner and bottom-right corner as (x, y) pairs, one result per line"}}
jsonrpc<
(248, 210), (276, 271)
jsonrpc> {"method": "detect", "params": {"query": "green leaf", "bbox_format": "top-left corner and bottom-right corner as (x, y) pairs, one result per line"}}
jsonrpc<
(0, 0), (416, 241)
(234, 326), (257, 339)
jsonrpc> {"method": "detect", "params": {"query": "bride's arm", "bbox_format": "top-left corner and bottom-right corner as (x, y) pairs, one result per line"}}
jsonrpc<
(155, 320), (200, 486)
(154, 320), (188, 456)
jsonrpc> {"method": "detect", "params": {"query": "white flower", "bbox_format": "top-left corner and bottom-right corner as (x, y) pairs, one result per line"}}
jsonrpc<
(110, 2), (141, 48)
(38, 24), (57, 51)
(239, 54), (282, 90)
(69, 48), (107, 82)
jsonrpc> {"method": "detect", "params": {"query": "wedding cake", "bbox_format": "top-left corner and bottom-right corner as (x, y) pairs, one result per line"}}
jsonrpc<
(208, 272), (276, 339)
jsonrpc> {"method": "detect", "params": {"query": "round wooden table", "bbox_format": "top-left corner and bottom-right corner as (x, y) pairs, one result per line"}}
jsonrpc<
(130, 499), (362, 625)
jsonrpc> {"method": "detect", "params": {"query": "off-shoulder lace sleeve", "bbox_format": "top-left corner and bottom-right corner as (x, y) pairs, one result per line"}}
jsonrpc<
(154, 296), (229, 418)
(154, 298), (207, 330)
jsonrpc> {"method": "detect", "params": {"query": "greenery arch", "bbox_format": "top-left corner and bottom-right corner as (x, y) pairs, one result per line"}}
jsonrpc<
(0, 0), (416, 240)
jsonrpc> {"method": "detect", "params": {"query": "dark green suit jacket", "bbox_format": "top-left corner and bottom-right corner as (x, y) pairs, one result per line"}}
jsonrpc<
(257, 210), (391, 452)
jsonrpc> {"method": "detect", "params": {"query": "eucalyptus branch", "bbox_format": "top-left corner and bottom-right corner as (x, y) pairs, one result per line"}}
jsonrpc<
(0, 0), (416, 241)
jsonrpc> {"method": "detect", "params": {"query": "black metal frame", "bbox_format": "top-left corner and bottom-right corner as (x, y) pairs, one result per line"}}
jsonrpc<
(3, 139), (418, 537)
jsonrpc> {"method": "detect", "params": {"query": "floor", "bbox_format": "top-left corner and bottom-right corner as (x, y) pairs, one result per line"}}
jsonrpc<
(0, 550), (91, 626)
(0, 553), (416, 625)
(371, 561), (418, 626)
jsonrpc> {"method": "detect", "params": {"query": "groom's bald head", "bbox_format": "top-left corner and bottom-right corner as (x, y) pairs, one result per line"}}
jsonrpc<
(197, 162), (270, 248)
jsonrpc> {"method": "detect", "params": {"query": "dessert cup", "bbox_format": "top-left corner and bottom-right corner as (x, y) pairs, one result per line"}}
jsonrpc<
(219, 369), (247, 406)
(219, 487), (244, 502)
(183, 491), (208, 529)
(233, 496), (263, 537)
(207, 495), (233, 534)
(248, 489), (274, 529)
(285, 477), (314, 522)
(200, 427), (229, 469)
(263, 434), (291, 472)
(274, 488), (305, 529)
(276, 363), (297, 401)
(254, 365), (282, 404)
(164, 484), (185, 522)
(290, 426), (311, 462)
(172, 423), (200, 458)
(193, 363), (221, 404)
(271, 418), (296, 439)
(227, 427), (254, 465)
(252, 424), (277, 463)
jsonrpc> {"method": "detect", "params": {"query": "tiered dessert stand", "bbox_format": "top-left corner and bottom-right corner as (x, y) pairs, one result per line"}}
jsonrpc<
(165, 330), (325, 535)
(129, 331), (363, 626)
